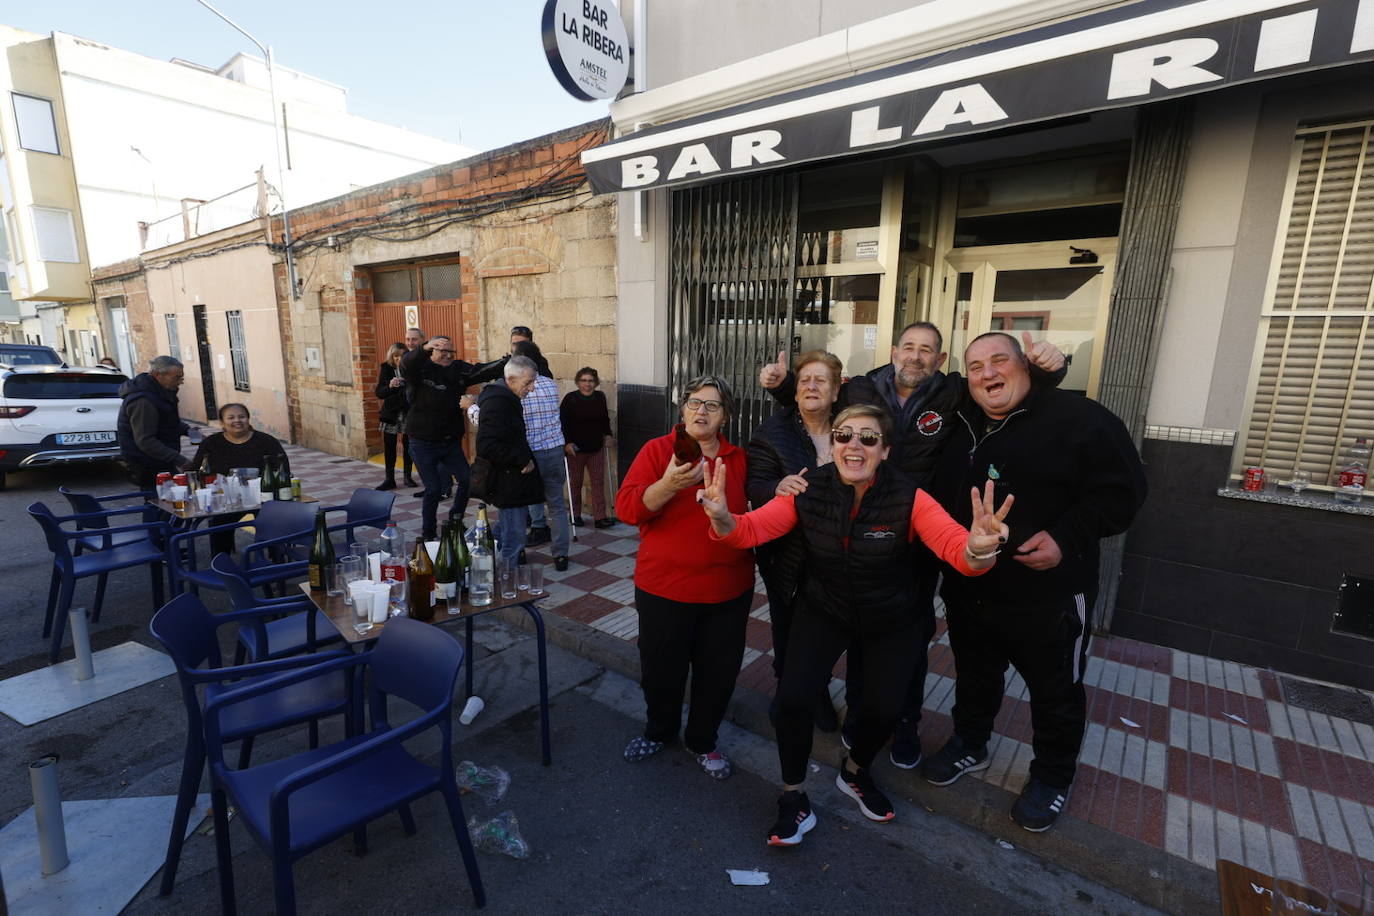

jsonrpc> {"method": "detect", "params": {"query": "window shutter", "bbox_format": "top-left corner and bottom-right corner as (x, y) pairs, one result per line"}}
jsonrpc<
(1240, 123), (1374, 486)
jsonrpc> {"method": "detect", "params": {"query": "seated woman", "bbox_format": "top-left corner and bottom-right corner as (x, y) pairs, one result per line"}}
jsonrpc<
(696, 403), (1011, 847)
(190, 403), (290, 556)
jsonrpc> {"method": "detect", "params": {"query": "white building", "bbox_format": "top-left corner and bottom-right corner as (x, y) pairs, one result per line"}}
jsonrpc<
(0, 25), (472, 364)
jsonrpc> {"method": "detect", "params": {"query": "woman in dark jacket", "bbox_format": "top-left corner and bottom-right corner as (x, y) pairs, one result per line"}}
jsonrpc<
(560, 366), (615, 528)
(700, 403), (1011, 847)
(374, 343), (416, 491)
(746, 350), (843, 731)
(190, 402), (290, 557)
(475, 356), (545, 566)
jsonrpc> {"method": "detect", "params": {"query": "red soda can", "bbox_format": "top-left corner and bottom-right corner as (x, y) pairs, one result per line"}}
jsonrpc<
(156, 472), (172, 487)
(173, 473), (189, 487)
(1242, 467), (1265, 491)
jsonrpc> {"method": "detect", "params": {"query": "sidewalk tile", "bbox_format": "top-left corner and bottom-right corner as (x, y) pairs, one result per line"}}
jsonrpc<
(1144, 738), (1168, 790)
(1268, 699), (1293, 740)
(1080, 721), (1106, 771)
(1215, 809), (1244, 867)
(1231, 722), (1257, 772)
(1288, 783), (1323, 843)
(1101, 726), (1126, 777)
(1190, 800), (1217, 868)
(1211, 759), (1240, 816)
(1353, 722), (1374, 759)
(1254, 731), (1282, 778)
(1269, 829), (1304, 881)
(1166, 793), (1191, 858)
(1241, 667), (1264, 699)
(1336, 797), (1374, 862)
(1312, 788), (1353, 853)
(1242, 818), (1273, 874)
(1330, 717), (1366, 758)
(1210, 717), (1233, 763)
(1223, 661), (1246, 697)
(1123, 733), (1147, 783)
(1288, 706), (1317, 746)
(1113, 775), (1142, 840)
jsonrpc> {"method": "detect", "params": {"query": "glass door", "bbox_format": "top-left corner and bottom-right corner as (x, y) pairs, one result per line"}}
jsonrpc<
(940, 239), (1117, 397)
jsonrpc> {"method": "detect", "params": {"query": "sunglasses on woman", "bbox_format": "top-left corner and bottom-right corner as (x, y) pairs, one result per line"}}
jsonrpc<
(831, 427), (884, 447)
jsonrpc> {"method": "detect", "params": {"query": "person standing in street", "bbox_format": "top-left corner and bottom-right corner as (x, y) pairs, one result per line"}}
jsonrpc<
(475, 356), (545, 567)
(513, 341), (572, 571)
(560, 366), (616, 528)
(374, 342), (417, 491)
(922, 332), (1146, 832)
(116, 355), (197, 489)
(401, 334), (506, 540)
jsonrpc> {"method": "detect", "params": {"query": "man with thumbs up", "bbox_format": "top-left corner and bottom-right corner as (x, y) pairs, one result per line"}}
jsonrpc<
(922, 331), (1146, 832)
(759, 323), (1068, 767)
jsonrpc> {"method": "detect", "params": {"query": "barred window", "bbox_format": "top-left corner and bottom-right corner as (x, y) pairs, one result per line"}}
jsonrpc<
(165, 314), (181, 360)
(227, 310), (250, 392)
(1237, 121), (1374, 488)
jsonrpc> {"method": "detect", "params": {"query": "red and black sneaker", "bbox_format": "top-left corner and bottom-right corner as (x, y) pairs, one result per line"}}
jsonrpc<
(767, 790), (816, 847)
(835, 758), (895, 822)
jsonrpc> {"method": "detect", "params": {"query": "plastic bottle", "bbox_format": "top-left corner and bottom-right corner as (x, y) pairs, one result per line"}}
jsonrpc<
(1334, 436), (1369, 504)
(379, 522), (407, 584)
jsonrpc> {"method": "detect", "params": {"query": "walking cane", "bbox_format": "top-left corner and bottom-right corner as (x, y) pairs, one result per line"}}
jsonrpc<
(564, 454), (578, 543)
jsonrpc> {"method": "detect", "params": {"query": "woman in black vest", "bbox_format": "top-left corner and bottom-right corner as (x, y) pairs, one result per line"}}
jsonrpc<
(374, 343), (417, 491)
(698, 404), (1012, 847)
(745, 349), (843, 732)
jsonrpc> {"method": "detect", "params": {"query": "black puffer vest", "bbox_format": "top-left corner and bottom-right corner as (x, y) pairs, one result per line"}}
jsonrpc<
(116, 373), (182, 470)
(793, 462), (920, 635)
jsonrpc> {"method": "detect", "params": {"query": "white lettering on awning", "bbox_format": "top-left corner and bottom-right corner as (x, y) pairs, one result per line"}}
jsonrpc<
(849, 106), (903, 147)
(730, 130), (785, 168)
(1353, 0), (1374, 52)
(667, 144), (722, 180)
(622, 156), (661, 188)
(1107, 38), (1223, 99)
(1255, 10), (1318, 70)
(913, 84), (1009, 136)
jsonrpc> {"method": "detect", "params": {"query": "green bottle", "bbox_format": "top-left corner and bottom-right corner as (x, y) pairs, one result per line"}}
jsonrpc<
(452, 521), (471, 596)
(307, 508), (335, 592)
(434, 519), (459, 607)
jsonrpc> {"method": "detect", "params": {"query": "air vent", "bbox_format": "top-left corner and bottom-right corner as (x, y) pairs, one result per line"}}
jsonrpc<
(1279, 676), (1374, 726)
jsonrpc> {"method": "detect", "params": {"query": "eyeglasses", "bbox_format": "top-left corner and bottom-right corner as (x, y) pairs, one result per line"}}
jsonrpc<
(434, 348), (456, 356)
(684, 398), (723, 414)
(831, 427), (884, 447)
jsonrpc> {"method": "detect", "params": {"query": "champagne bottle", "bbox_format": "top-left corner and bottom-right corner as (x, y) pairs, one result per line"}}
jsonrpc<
(259, 456), (277, 501)
(478, 503), (496, 554)
(276, 460), (294, 501)
(408, 536), (436, 620)
(469, 508), (494, 606)
(307, 508), (334, 592)
(434, 519), (458, 610)
(452, 520), (471, 597)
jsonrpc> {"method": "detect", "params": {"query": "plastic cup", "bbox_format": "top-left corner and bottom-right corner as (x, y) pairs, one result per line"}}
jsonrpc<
(368, 584), (391, 624)
(196, 489), (214, 512)
(367, 552), (382, 582)
(528, 564), (544, 596)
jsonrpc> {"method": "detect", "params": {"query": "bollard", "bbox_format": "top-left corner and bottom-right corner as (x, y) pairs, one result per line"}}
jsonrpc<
(68, 607), (94, 681)
(29, 755), (69, 876)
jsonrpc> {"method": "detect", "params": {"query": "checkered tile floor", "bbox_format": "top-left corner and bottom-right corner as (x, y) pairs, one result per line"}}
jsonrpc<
(280, 440), (1374, 895)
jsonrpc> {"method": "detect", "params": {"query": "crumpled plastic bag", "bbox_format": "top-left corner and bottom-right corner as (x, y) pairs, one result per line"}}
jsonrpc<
(467, 810), (530, 859)
(456, 760), (510, 805)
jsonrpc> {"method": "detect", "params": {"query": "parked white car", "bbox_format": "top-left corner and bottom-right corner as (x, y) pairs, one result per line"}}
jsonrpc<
(0, 363), (126, 490)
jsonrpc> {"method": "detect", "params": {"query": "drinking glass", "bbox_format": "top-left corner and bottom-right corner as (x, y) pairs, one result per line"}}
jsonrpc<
(1289, 468), (1311, 495)
(499, 561), (517, 600)
(528, 563), (545, 596)
(340, 556), (365, 604)
(348, 580), (374, 634)
(327, 563), (346, 597)
(517, 565), (531, 592)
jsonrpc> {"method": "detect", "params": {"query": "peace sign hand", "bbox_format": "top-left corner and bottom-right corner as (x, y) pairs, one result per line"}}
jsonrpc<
(696, 458), (736, 535)
(966, 479), (1013, 565)
(759, 349), (789, 390)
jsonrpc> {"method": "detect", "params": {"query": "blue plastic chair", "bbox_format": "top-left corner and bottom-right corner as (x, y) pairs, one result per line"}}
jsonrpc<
(211, 553), (341, 663)
(166, 500), (315, 595)
(204, 618), (486, 914)
(323, 488), (394, 551)
(59, 486), (161, 556)
(29, 501), (167, 662)
(149, 593), (356, 898)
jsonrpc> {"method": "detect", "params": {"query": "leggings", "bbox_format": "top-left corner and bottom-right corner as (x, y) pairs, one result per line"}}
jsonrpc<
(776, 608), (921, 785)
(382, 431), (413, 480)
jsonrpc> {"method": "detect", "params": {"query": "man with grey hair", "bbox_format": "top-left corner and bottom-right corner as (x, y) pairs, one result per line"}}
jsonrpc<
(476, 355), (544, 567)
(116, 355), (198, 488)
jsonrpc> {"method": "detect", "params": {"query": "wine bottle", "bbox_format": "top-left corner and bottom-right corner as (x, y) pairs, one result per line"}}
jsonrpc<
(408, 535), (436, 621)
(452, 521), (471, 597)
(469, 509), (494, 606)
(276, 460), (294, 501)
(259, 456), (277, 501)
(478, 503), (496, 554)
(307, 508), (335, 592)
(434, 519), (458, 610)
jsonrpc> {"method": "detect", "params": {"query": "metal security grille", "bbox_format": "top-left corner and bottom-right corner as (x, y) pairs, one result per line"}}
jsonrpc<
(226, 310), (250, 392)
(1238, 121), (1374, 486)
(668, 173), (798, 445)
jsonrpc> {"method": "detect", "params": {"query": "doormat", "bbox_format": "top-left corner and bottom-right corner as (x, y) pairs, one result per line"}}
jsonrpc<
(1279, 676), (1374, 726)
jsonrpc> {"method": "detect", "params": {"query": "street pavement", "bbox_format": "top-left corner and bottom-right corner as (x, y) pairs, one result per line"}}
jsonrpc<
(2, 442), (1372, 913)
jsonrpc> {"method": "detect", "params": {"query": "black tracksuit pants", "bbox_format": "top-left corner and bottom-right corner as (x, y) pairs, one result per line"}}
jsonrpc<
(943, 587), (1095, 790)
(844, 563), (938, 725)
(635, 587), (751, 754)
(776, 608), (922, 785)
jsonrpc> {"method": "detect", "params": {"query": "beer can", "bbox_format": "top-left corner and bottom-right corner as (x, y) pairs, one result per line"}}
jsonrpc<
(173, 473), (188, 487)
(156, 472), (172, 486)
(1242, 467), (1265, 492)
(291, 477), (302, 500)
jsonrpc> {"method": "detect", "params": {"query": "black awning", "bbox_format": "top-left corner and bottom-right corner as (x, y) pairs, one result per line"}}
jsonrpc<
(582, 0), (1374, 194)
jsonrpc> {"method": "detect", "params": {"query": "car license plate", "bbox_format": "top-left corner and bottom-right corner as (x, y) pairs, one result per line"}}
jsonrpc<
(57, 431), (116, 444)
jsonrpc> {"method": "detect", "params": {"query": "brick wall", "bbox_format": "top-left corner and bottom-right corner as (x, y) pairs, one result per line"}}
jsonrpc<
(273, 121), (619, 469)
(90, 258), (153, 370)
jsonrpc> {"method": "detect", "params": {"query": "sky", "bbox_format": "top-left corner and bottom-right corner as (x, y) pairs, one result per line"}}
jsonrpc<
(7, 0), (611, 153)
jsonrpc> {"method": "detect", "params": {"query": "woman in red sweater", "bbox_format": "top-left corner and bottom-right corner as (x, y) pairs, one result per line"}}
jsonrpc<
(614, 375), (754, 780)
(698, 404), (1012, 846)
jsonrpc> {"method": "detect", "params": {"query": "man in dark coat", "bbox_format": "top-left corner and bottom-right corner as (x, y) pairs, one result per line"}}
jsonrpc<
(116, 355), (195, 489)
(401, 334), (506, 539)
(922, 331), (1146, 832)
(476, 355), (545, 567)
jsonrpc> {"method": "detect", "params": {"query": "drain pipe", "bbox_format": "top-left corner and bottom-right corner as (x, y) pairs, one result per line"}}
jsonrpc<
(29, 755), (69, 875)
(68, 608), (95, 681)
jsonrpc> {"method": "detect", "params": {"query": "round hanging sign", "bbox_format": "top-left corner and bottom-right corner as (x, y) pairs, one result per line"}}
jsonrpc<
(541, 0), (630, 101)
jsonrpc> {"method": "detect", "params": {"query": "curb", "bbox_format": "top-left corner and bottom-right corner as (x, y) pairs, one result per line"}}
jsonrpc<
(495, 604), (1219, 915)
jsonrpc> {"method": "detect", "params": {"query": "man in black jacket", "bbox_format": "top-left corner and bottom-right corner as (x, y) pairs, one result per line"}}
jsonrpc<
(401, 335), (506, 540)
(116, 355), (197, 488)
(760, 323), (1066, 766)
(922, 332), (1146, 832)
(476, 356), (545, 567)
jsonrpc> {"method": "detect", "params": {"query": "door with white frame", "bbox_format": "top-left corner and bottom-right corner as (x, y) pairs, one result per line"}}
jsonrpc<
(937, 238), (1117, 398)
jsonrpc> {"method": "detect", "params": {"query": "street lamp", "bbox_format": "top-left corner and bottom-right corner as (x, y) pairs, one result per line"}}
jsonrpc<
(195, 0), (299, 299)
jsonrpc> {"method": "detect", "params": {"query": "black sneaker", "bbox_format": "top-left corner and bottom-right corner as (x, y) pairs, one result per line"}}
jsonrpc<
(921, 736), (989, 786)
(593, 517), (616, 529)
(835, 759), (894, 822)
(554, 555), (569, 572)
(526, 525), (552, 546)
(376, 478), (397, 491)
(889, 717), (922, 770)
(1011, 778), (1068, 832)
(767, 790), (816, 847)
